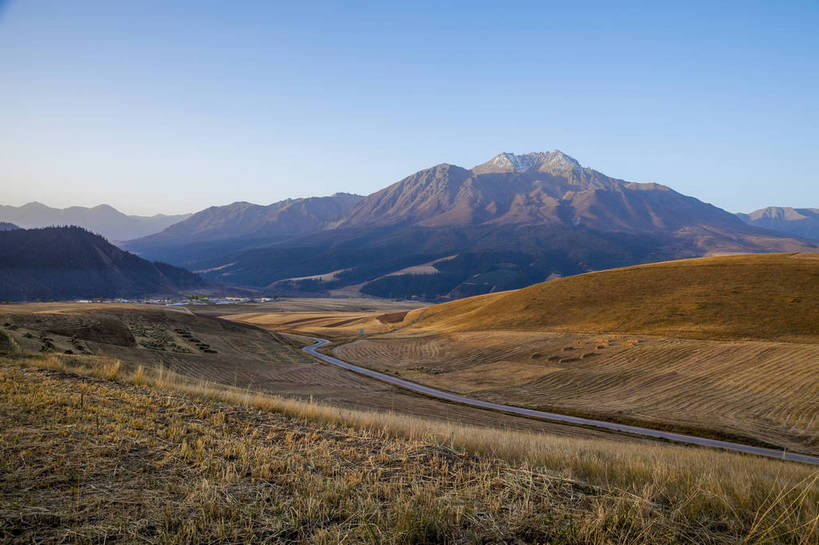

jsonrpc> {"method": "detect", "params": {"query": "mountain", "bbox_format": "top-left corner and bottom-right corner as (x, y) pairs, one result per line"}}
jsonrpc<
(737, 207), (819, 242)
(340, 151), (747, 234)
(0, 222), (19, 231)
(0, 202), (191, 241)
(175, 150), (813, 299)
(124, 193), (363, 265)
(0, 227), (207, 301)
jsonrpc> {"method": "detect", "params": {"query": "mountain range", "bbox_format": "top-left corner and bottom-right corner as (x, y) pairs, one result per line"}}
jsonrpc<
(0, 202), (191, 241)
(736, 207), (819, 242)
(122, 150), (816, 299)
(123, 193), (363, 265)
(0, 227), (206, 301)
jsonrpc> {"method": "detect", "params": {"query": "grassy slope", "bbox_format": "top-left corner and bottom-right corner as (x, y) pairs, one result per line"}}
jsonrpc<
(1, 305), (619, 437)
(335, 331), (819, 453)
(1, 353), (817, 544)
(402, 253), (819, 341)
(326, 253), (819, 454)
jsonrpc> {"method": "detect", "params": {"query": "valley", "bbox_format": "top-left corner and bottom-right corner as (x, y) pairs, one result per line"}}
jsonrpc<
(225, 254), (819, 456)
(2, 255), (817, 543)
(5, 4), (819, 542)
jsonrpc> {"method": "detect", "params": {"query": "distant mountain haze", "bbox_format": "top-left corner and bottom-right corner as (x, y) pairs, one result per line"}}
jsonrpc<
(0, 227), (207, 301)
(0, 202), (191, 241)
(123, 193), (363, 264)
(132, 150), (813, 299)
(736, 207), (819, 242)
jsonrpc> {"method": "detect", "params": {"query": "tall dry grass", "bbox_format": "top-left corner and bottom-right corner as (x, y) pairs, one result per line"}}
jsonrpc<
(12, 351), (818, 544)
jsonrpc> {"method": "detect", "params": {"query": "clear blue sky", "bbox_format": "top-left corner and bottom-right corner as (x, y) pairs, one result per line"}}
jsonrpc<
(1, 1), (817, 215)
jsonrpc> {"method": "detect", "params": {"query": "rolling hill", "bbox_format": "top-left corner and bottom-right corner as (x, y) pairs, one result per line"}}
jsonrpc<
(399, 253), (819, 341)
(0, 222), (19, 231)
(0, 202), (190, 241)
(737, 206), (819, 242)
(330, 253), (819, 453)
(168, 151), (814, 299)
(0, 226), (207, 301)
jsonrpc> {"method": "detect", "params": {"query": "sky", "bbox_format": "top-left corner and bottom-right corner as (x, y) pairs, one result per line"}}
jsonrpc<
(1, 1), (817, 216)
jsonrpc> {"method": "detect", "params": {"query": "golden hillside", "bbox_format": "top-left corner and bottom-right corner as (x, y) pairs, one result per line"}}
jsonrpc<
(402, 253), (819, 341)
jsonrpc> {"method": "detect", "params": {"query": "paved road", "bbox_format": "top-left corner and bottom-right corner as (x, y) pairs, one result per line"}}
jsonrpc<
(303, 337), (819, 465)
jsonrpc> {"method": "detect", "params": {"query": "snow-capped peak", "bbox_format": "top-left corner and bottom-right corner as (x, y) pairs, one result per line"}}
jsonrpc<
(483, 150), (581, 172)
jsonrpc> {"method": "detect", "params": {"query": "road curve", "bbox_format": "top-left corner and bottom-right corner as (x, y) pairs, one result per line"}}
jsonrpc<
(302, 337), (819, 465)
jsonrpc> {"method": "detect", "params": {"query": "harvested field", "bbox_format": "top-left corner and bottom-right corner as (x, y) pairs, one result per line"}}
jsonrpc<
(335, 331), (819, 454)
(228, 311), (408, 338)
(321, 254), (819, 456)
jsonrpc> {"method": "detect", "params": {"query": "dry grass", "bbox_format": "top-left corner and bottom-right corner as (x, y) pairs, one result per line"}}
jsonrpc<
(400, 253), (819, 342)
(320, 253), (819, 456)
(0, 306), (626, 440)
(2, 352), (818, 544)
(335, 331), (819, 454)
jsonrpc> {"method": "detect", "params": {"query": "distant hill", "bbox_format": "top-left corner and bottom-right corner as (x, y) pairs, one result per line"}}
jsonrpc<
(176, 151), (814, 299)
(0, 222), (19, 231)
(737, 207), (819, 242)
(0, 202), (191, 241)
(399, 253), (819, 341)
(124, 193), (363, 265)
(0, 227), (207, 301)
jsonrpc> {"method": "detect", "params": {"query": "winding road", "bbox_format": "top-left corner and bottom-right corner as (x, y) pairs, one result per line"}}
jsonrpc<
(302, 337), (819, 465)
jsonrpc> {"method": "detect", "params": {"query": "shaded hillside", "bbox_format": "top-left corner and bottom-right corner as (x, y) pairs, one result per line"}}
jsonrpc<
(0, 222), (18, 231)
(0, 227), (206, 301)
(0, 202), (190, 241)
(193, 223), (688, 298)
(185, 151), (813, 299)
(737, 207), (819, 241)
(400, 253), (819, 341)
(124, 193), (363, 264)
